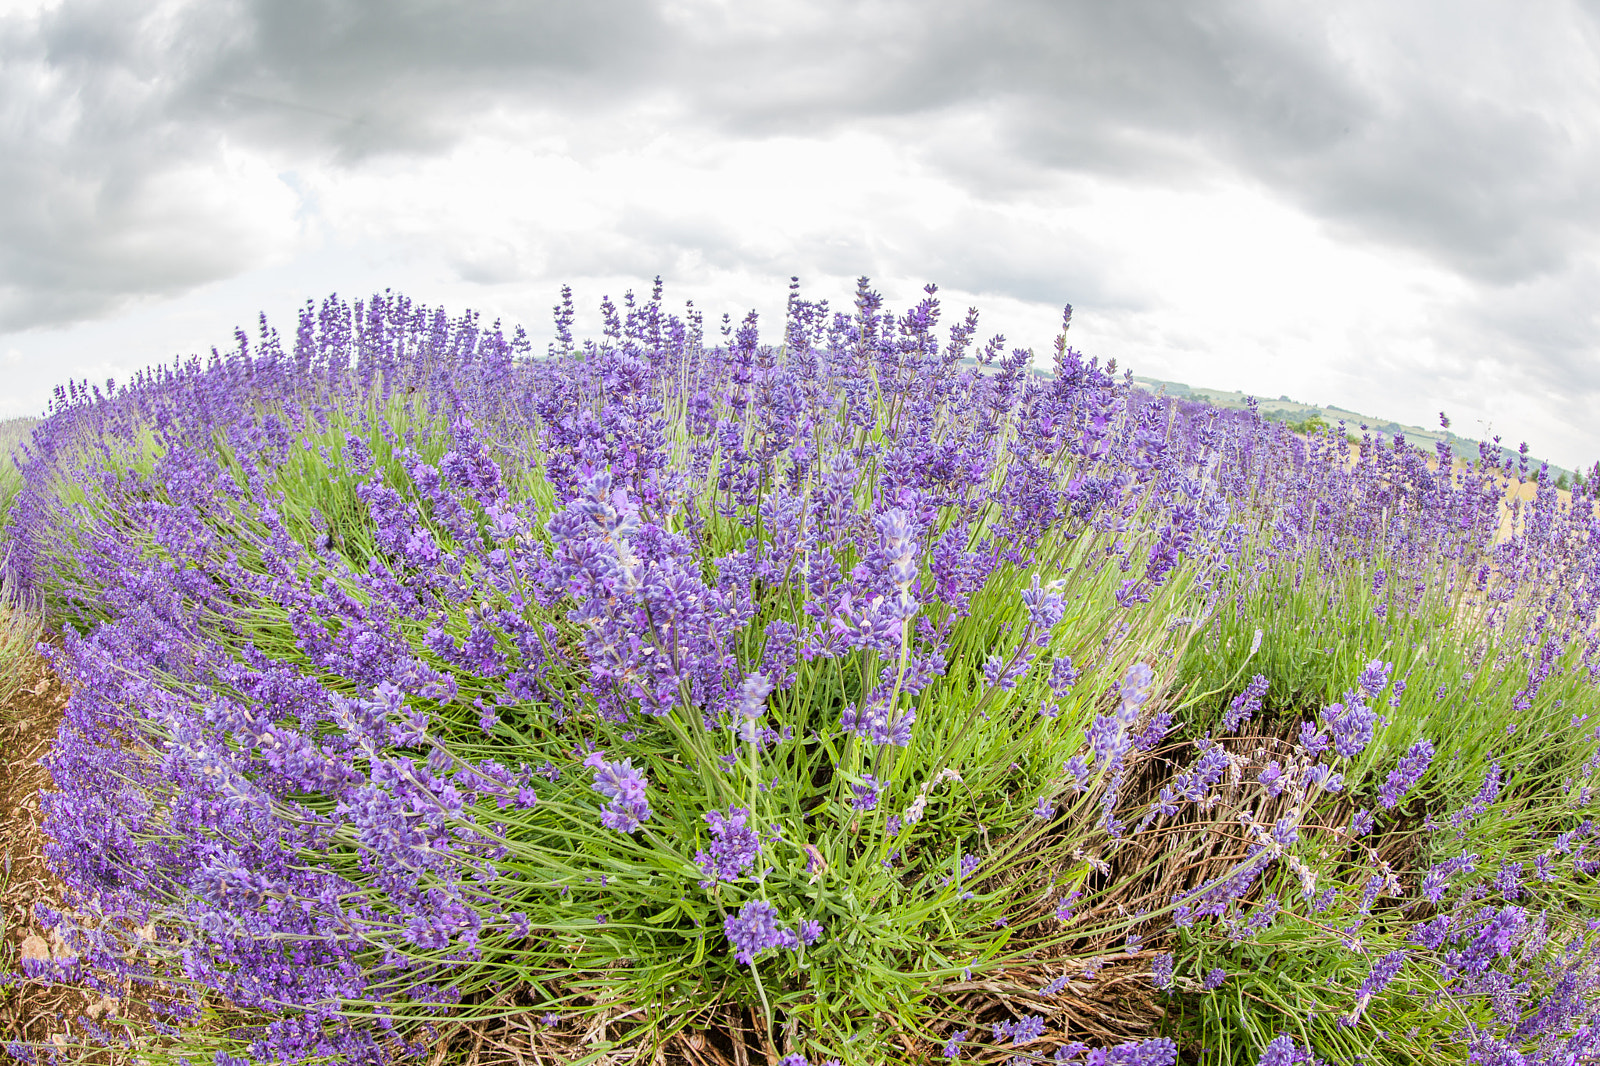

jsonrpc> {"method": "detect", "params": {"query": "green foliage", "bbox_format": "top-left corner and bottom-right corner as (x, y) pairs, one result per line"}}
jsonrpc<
(1287, 416), (1328, 436)
(1171, 547), (1600, 1064)
(0, 557), (42, 716)
(0, 419), (33, 534)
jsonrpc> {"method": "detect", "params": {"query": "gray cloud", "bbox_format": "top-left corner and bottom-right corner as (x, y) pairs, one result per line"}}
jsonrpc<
(693, 1), (1363, 160)
(0, 3), (239, 329)
(173, 0), (669, 158)
(0, 0), (669, 330)
(679, 1), (1600, 287)
(5, 0), (1600, 379)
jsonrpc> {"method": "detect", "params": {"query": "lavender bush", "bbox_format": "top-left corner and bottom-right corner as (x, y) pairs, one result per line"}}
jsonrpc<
(2, 280), (1600, 1065)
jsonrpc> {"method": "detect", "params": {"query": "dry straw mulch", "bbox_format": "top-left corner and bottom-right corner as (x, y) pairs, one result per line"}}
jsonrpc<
(0, 658), (122, 1055)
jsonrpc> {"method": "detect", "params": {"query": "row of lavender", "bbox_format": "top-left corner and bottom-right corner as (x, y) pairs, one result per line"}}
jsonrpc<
(2, 280), (1598, 1065)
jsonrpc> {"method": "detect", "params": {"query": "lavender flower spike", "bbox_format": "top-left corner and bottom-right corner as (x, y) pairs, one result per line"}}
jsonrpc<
(695, 806), (760, 884)
(723, 899), (799, 964)
(1224, 674), (1269, 733)
(584, 752), (652, 833)
(734, 671), (774, 743)
(1257, 1036), (1311, 1066)
(1346, 950), (1406, 1025)
(1378, 739), (1434, 809)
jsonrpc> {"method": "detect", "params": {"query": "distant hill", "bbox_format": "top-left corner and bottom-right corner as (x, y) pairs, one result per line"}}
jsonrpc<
(1130, 375), (1577, 483)
(952, 358), (1578, 483)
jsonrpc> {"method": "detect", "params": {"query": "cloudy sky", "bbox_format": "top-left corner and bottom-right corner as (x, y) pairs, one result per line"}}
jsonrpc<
(3, 0), (1599, 468)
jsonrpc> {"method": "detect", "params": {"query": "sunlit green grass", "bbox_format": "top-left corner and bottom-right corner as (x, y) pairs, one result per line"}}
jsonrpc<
(1171, 543), (1600, 1064)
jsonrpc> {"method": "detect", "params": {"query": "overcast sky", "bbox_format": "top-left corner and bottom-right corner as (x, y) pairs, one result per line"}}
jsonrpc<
(3, 0), (1600, 468)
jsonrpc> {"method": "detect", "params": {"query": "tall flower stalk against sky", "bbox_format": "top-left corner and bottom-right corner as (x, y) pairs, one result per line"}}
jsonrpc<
(5, 278), (1600, 1064)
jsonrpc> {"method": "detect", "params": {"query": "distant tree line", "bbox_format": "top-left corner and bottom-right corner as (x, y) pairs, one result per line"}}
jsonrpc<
(1562, 463), (1600, 494)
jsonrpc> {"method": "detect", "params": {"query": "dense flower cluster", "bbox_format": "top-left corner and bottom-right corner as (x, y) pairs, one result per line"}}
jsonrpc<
(696, 806), (761, 884)
(723, 899), (808, 965)
(4, 279), (1600, 1065)
(586, 752), (652, 833)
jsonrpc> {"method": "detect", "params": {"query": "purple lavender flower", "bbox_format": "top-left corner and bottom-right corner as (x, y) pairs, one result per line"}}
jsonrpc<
(983, 651), (1032, 691)
(1409, 914), (1454, 950)
(941, 1030), (969, 1059)
(1247, 894), (1282, 934)
(1120, 662), (1156, 711)
(1302, 762), (1344, 793)
(1494, 861), (1524, 900)
(1257, 1035), (1310, 1066)
(850, 773), (881, 811)
(1088, 711), (1135, 774)
(1322, 698), (1378, 760)
(722, 899), (799, 965)
(842, 698), (916, 748)
(1168, 743), (1230, 804)
(874, 507), (920, 593)
(1204, 967), (1226, 989)
(1347, 950), (1406, 1025)
(1271, 813), (1301, 847)
(1151, 952), (1174, 989)
(1297, 721), (1330, 757)
(1378, 739), (1434, 808)
(1223, 674), (1270, 732)
(695, 806), (761, 884)
(1450, 761), (1503, 828)
(584, 752), (651, 833)
(1020, 574), (1067, 631)
(993, 1014), (1046, 1045)
(1049, 655), (1081, 696)
(1097, 1038), (1176, 1066)
(733, 672), (774, 743)
(1356, 659), (1393, 700)
(1257, 760), (1286, 796)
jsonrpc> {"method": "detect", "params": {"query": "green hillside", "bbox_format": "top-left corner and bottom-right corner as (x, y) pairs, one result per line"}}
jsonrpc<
(1132, 375), (1579, 482)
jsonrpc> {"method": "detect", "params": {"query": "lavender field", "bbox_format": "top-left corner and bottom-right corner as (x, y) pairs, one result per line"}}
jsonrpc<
(3, 280), (1600, 1066)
